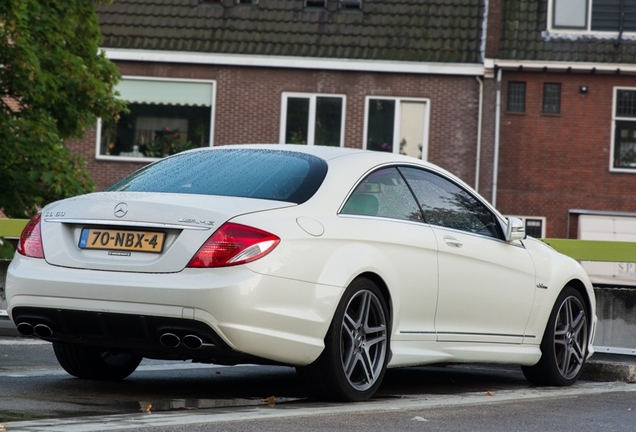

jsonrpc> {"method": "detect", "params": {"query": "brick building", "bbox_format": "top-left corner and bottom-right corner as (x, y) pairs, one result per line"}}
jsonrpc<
(71, 0), (488, 192)
(484, 0), (636, 241)
(69, 0), (636, 245)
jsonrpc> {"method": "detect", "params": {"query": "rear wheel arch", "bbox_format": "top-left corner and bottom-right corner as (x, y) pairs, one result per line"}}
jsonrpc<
(297, 275), (391, 401)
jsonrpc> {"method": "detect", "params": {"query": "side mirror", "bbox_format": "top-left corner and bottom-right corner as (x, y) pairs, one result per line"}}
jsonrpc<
(505, 217), (526, 242)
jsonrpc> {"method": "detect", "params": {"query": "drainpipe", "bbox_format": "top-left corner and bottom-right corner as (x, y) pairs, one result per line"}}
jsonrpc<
(492, 67), (502, 207)
(475, 76), (484, 192)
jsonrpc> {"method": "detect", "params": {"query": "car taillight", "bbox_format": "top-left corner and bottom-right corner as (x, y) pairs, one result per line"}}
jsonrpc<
(17, 213), (44, 259)
(187, 222), (280, 268)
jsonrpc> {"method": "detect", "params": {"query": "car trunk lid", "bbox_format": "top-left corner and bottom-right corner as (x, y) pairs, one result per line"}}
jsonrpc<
(40, 192), (293, 273)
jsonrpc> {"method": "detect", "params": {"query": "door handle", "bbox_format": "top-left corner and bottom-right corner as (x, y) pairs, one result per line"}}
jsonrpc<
(443, 236), (463, 248)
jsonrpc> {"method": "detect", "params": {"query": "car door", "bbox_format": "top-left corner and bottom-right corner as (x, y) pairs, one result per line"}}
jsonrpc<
(399, 167), (536, 344)
(339, 166), (439, 341)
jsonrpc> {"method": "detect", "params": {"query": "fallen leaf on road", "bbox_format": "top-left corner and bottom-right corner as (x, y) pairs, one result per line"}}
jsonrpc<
(141, 403), (152, 413)
(0, 423), (6, 430)
(264, 396), (276, 407)
(486, 391), (494, 396)
(411, 416), (429, 422)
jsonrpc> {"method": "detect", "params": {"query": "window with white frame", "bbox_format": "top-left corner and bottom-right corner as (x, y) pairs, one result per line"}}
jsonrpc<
(280, 93), (345, 147)
(98, 78), (215, 160)
(612, 88), (636, 170)
(363, 97), (429, 160)
(550, 0), (636, 32)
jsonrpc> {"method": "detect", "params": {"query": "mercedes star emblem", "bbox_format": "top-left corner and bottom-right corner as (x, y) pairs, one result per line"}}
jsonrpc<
(114, 202), (128, 218)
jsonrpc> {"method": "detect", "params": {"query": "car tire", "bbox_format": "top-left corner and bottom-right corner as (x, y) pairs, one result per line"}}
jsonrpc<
(521, 287), (589, 386)
(53, 342), (142, 381)
(296, 277), (390, 402)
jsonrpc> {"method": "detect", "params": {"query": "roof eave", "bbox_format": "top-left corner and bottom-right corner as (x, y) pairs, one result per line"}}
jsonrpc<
(103, 48), (485, 76)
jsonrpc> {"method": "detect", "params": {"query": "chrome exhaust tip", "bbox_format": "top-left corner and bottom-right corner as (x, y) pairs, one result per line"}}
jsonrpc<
(182, 335), (203, 349)
(33, 324), (53, 338)
(16, 322), (34, 336)
(159, 333), (180, 348)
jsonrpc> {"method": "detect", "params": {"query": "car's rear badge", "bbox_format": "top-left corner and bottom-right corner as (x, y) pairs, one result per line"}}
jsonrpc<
(178, 218), (215, 226)
(114, 202), (128, 218)
(109, 251), (132, 257)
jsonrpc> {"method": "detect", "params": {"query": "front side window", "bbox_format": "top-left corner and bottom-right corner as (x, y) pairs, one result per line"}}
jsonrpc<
(399, 167), (502, 239)
(340, 167), (423, 222)
(364, 97), (429, 160)
(551, 0), (636, 32)
(612, 88), (636, 170)
(98, 78), (214, 160)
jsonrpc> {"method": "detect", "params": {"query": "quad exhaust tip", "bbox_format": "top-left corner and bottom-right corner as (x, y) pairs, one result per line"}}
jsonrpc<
(17, 322), (34, 336)
(33, 324), (53, 338)
(17, 322), (53, 338)
(159, 333), (204, 349)
(159, 333), (180, 348)
(182, 335), (203, 349)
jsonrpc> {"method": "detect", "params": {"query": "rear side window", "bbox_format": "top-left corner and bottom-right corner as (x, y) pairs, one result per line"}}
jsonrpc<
(340, 167), (423, 222)
(106, 149), (328, 204)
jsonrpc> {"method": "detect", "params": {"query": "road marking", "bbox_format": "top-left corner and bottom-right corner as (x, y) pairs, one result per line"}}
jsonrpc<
(0, 338), (49, 345)
(4, 381), (636, 431)
(0, 362), (252, 378)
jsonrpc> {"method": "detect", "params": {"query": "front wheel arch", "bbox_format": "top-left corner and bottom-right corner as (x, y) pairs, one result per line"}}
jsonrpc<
(522, 286), (590, 386)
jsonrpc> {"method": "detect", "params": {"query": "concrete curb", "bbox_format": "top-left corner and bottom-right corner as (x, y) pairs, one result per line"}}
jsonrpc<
(0, 319), (19, 337)
(583, 357), (636, 383)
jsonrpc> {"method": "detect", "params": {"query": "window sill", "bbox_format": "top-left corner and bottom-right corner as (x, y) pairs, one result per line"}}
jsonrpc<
(540, 113), (562, 117)
(610, 167), (636, 174)
(505, 111), (526, 115)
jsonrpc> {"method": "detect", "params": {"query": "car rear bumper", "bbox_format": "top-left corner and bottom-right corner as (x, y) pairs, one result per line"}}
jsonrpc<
(6, 255), (343, 366)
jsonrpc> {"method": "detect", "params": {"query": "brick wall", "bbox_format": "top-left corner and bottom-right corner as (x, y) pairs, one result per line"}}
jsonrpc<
(68, 61), (482, 192)
(497, 71), (636, 238)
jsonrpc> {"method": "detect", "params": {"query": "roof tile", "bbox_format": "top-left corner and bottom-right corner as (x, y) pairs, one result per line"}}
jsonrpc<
(98, 0), (484, 63)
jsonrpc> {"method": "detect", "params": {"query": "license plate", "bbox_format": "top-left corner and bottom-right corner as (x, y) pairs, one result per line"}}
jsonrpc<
(79, 228), (165, 253)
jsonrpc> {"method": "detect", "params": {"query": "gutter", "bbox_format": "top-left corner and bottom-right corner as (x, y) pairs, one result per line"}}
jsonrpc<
(103, 48), (485, 76)
(491, 59), (636, 74)
(492, 67), (502, 207)
(475, 76), (484, 192)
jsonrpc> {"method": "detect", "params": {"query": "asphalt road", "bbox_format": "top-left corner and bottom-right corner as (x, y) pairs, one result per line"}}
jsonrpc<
(1, 337), (635, 431)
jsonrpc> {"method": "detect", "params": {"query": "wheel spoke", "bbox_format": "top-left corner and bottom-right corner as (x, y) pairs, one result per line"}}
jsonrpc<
(365, 332), (387, 349)
(343, 312), (357, 335)
(559, 345), (572, 374)
(343, 350), (360, 377)
(359, 292), (372, 330)
(359, 347), (376, 383)
(572, 311), (586, 336)
(565, 298), (574, 327)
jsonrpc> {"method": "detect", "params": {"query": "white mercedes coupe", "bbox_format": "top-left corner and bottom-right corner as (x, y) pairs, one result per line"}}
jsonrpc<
(6, 145), (596, 401)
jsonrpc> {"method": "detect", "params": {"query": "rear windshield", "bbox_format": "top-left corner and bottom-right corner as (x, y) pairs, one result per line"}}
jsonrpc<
(105, 148), (328, 204)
